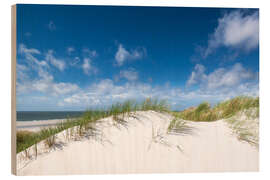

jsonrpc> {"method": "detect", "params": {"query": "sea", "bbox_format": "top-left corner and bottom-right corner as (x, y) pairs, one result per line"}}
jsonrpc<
(16, 111), (84, 121)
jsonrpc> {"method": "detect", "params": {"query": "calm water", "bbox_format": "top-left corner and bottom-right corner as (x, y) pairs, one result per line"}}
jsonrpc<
(17, 111), (84, 121)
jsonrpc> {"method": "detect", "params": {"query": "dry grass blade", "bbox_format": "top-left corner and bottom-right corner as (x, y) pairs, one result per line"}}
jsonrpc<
(148, 124), (173, 151)
(167, 116), (194, 136)
(224, 108), (259, 148)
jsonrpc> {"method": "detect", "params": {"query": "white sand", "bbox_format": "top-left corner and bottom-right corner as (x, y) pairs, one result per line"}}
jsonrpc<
(17, 119), (68, 132)
(17, 111), (258, 175)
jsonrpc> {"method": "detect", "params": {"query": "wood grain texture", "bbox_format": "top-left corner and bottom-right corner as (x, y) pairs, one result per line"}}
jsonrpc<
(11, 4), (17, 175)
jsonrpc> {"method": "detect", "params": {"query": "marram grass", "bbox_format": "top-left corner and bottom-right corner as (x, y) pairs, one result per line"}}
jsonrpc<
(17, 96), (259, 154)
(16, 98), (169, 153)
(178, 96), (259, 122)
(173, 96), (259, 147)
(224, 108), (259, 148)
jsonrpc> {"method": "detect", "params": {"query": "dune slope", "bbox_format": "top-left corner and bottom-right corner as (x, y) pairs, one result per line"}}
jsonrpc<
(17, 111), (258, 175)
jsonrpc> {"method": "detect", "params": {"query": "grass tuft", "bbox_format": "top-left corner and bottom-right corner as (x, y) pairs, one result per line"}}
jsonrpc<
(17, 96), (258, 154)
(17, 98), (169, 154)
(224, 108), (259, 148)
(178, 96), (259, 122)
(173, 96), (259, 147)
(167, 113), (194, 136)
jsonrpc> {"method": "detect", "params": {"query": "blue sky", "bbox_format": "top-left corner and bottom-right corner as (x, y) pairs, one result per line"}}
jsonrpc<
(16, 5), (259, 111)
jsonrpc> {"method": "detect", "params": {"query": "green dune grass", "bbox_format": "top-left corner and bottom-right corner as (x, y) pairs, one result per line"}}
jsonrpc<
(17, 96), (259, 154)
(172, 96), (259, 147)
(177, 96), (259, 122)
(16, 98), (170, 153)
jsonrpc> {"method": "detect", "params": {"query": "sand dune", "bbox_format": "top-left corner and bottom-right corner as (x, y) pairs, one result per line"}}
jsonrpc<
(17, 111), (258, 175)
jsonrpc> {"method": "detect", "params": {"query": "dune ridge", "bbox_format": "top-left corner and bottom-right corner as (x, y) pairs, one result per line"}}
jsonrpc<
(17, 110), (258, 175)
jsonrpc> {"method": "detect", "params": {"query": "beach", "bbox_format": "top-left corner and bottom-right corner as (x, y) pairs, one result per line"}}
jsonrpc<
(17, 119), (68, 132)
(12, 5), (260, 176)
(16, 110), (258, 175)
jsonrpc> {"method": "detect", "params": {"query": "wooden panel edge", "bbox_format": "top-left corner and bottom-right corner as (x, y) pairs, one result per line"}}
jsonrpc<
(11, 4), (17, 175)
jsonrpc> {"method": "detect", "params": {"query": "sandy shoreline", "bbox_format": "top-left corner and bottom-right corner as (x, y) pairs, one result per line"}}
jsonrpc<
(16, 111), (258, 175)
(16, 119), (68, 132)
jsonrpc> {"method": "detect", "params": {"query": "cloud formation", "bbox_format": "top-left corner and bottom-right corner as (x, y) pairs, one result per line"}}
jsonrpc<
(187, 63), (257, 90)
(61, 79), (172, 108)
(70, 57), (80, 66)
(82, 48), (98, 58)
(82, 58), (98, 75)
(187, 64), (207, 86)
(82, 58), (91, 75)
(16, 64), (29, 81)
(17, 61), (79, 96)
(19, 44), (40, 55)
(18, 79), (79, 97)
(119, 68), (139, 81)
(204, 10), (259, 58)
(115, 44), (145, 66)
(58, 76), (258, 110)
(17, 44), (79, 96)
(18, 44), (49, 72)
(45, 50), (66, 71)
(17, 41), (258, 111)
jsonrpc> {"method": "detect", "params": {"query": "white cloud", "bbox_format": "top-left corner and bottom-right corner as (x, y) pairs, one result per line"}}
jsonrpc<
(115, 44), (129, 66)
(31, 96), (49, 102)
(52, 83), (79, 95)
(187, 63), (256, 90)
(61, 79), (155, 107)
(19, 44), (40, 55)
(45, 50), (66, 71)
(58, 77), (258, 110)
(33, 81), (78, 96)
(115, 44), (145, 66)
(32, 80), (51, 93)
(82, 48), (98, 58)
(204, 10), (259, 57)
(61, 80), (173, 108)
(206, 63), (255, 89)
(187, 64), (207, 86)
(82, 58), (91, 74)
(17, 44), (258, 111)
(70, 57), (80, 66)
(18, 44), (49, 78)
(119, 68), (138, 81)
(18, 71), (79, 96)
(17, 45), (79, 96)
(82, 58), (98, 75)
(16, 64), (29, 81)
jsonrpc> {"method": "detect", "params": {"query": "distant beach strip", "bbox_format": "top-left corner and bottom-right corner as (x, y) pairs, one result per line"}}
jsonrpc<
(16, 111), (83, 131)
